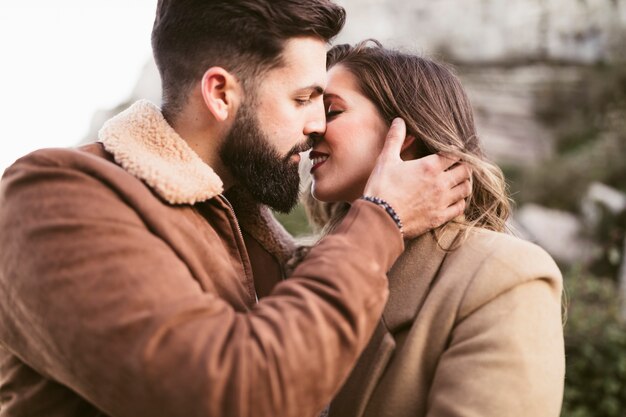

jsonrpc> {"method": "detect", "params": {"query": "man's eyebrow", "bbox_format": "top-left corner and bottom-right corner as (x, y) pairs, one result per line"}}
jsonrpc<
(296, 85), (325, 95)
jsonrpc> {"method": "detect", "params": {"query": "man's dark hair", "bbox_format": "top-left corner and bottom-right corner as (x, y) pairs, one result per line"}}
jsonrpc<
(152, 0), (346, 117)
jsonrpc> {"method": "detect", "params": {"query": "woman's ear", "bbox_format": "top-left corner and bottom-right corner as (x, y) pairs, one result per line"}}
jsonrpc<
(200, 67), (242, 122)
(400, 135), (418, 160)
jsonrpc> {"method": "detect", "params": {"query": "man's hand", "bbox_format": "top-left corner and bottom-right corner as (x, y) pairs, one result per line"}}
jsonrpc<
(363, 118), (471, 238)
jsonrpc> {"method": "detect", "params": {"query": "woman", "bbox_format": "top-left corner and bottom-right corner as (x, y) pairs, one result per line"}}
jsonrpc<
(302, 41), (565, 417)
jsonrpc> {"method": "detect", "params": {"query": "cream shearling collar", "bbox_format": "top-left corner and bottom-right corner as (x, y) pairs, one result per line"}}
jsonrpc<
(98, 99), (223, 205)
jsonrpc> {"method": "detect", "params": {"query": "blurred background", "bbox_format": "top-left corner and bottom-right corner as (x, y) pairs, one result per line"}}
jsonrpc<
(2, 1), (625, 416)
(0, 1), (156, 173)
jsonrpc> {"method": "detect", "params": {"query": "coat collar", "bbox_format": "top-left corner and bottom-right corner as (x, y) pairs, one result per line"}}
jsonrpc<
(98, 100), (223, 205)
(383, 225), (463, 332)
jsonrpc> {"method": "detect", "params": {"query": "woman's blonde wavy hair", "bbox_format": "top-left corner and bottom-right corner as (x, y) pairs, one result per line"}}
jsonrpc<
(303, 40), (512, 240)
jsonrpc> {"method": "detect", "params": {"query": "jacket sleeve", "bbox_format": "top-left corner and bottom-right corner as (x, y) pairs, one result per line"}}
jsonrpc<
(0, 151), (403, 417)
(426, 245), (565, 417)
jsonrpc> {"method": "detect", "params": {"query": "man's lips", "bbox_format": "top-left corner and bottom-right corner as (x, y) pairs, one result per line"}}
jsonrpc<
(309, 151), (330, 173)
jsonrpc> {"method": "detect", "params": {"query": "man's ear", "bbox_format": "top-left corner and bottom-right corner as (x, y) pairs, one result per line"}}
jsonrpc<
(400, 135), (418, 160)
(200, 67), (242, 122)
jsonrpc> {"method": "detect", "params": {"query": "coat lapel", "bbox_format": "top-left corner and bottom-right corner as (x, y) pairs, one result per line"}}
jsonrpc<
(383, 226), (462, 332)
(329, 320), (396, 417)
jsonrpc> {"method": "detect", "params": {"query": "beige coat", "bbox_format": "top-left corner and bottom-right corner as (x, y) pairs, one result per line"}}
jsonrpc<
(329, 225), (565, 417)
(0, 100), (404, 417)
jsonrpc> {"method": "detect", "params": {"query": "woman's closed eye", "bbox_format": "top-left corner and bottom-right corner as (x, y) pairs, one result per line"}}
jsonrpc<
(325, 110), (343, 120)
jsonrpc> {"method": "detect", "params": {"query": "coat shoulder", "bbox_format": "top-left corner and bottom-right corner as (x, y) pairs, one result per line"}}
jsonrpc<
(4, 143), (116, 176)
(1, 143), (165, 224)
(443, 228), (563, 320)
(453, 228), (560, 276)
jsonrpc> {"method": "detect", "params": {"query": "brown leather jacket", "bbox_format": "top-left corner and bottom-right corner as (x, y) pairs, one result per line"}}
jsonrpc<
(0, 101), (403, 417)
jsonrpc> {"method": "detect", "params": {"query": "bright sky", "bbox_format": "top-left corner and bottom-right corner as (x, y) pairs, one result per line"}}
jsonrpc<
(0, 1), (157, 174)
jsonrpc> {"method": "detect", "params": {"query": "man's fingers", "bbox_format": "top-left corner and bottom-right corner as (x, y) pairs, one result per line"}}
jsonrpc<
(446, 179), (472, 207)
(379, 118), (407, 162)
(438, 152), (462, 171)
(441, 198), (467, 223)
(411, 153), (461, 174)
(446, 163), (472, 187)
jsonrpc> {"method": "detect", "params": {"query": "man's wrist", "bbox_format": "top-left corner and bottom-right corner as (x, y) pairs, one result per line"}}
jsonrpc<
(359, 196), (404, 236)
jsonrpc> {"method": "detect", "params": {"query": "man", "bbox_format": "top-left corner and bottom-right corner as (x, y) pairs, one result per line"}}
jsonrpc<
(0, 1), (470, 416)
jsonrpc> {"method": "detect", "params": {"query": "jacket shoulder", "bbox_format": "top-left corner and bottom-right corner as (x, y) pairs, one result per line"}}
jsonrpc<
(1, 143), (164, 215)
(444, 228), (562, 320)
(2, 143), (144, 196)
(5, 143), (113, 172)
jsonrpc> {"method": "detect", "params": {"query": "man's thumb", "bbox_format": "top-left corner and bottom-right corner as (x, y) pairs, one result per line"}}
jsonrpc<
(380, 118), (406, 161)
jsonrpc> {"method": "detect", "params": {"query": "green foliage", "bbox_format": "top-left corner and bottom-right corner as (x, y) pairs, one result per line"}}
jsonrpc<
(589, 208), (626, 280)
(273, 203), (313, 237)
(562, 269), (626, 417)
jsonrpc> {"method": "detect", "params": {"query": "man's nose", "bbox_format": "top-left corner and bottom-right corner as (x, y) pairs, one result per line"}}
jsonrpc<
(303, 101), (326, 137)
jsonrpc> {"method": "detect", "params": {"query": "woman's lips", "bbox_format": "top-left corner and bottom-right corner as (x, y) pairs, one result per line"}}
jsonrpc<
(309, 151), (329, 173)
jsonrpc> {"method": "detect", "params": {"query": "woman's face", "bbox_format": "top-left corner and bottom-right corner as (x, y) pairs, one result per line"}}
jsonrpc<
(310, 65), (389, 203)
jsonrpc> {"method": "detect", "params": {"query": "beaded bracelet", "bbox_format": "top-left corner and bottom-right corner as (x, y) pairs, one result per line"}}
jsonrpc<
(360, 196), (404, 235)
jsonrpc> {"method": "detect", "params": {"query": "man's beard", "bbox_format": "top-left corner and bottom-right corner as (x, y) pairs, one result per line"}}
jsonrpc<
(219, 103), (311, 213)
